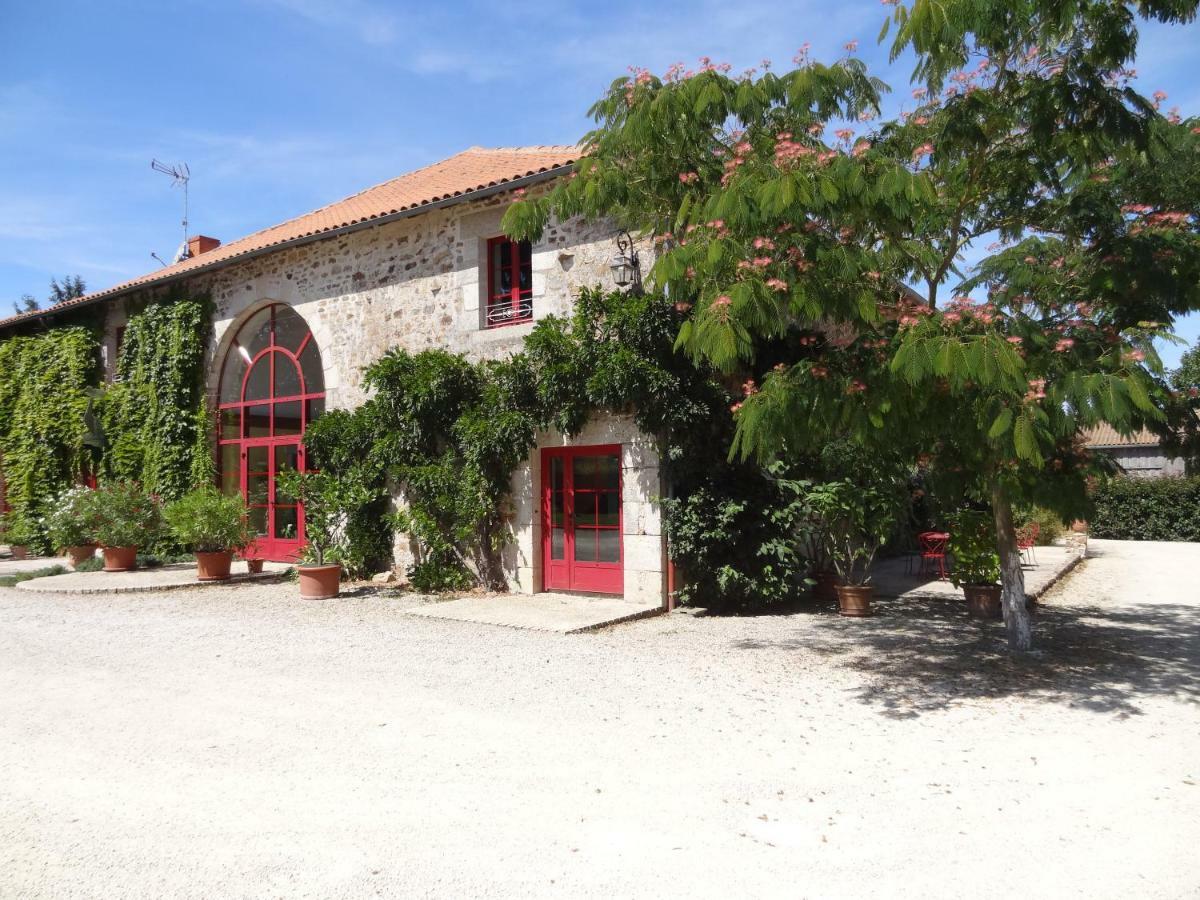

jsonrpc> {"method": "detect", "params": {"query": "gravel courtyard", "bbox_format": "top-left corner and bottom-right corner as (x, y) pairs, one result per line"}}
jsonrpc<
(1, 539), (1197, 899)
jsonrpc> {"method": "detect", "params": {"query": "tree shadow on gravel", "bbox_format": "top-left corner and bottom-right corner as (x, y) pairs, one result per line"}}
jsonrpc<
(730, 596), (1200, 718)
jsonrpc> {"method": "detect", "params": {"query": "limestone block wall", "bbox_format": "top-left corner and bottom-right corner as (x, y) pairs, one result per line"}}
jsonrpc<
(506, 415), (666, 608)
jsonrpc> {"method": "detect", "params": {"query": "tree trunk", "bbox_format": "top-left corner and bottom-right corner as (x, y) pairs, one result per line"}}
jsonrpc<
(991, 482), (1033, 651)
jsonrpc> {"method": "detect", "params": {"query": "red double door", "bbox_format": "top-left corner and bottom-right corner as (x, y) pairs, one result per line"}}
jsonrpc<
(541, 446), (623, 595)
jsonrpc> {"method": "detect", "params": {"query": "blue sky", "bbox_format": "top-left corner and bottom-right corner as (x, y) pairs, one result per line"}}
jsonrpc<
(1, 0), (1197, 365)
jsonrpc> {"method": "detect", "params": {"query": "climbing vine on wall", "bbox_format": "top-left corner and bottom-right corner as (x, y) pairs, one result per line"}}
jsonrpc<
(102, 297), (213, 501)
(0, 326), (99, 547)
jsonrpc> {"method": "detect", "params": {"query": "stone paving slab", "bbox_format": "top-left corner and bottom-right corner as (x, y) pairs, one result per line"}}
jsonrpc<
(15, 561), (291, 594)
(405, 592), (663, 633)
(0, 556), (71, 576)
(869, 543), (1082, 601)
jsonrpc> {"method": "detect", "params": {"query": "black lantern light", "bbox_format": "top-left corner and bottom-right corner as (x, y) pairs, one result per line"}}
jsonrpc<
(609, 230), (642, 292)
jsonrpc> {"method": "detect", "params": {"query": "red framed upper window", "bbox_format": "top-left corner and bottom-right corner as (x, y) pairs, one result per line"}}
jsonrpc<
(486, 236), (533, 328)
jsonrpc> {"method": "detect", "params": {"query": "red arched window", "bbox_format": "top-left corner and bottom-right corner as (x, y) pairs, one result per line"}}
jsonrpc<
(217, 304), (325, 561)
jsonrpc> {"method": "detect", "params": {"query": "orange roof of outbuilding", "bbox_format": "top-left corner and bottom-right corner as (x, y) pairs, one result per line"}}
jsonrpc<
(0, 145), (579, 329)
(1082, 424), (1162, 448)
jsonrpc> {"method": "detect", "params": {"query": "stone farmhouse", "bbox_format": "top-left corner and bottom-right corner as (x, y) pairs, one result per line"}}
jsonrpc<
(0, 147), (668, 607)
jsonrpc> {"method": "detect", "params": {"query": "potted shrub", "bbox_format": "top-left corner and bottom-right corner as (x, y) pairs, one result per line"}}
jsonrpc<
(0, 514), (39, 560)
(804, 479), (900, 617)
(949, 508), (1002, 619)
(81, 481), (162, 572)
(43, 486), (98, 568)
(163, 487), (253, 582)
(275, 469), (365, 600)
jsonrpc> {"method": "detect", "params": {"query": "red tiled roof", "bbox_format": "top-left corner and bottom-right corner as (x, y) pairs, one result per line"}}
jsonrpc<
(1082, 424), (1162, 448)
(0, 145), (578, 329)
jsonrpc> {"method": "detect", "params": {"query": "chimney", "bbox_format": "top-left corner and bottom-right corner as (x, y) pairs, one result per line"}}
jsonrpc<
(187, 235), (220, 258)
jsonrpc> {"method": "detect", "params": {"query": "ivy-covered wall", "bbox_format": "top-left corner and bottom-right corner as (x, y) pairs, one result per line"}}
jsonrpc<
(102, 297), (213, 502)
(0, 326), (100, 540)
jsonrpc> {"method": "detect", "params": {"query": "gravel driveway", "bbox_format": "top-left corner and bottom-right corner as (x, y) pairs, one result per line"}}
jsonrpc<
(1, 539), (1197, 899)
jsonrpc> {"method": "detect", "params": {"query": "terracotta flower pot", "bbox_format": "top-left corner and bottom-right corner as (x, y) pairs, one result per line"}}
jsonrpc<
(298, 564), (341, 600)
(835, 584), (873, 617)
(244, 559), (265, 574)
(102, 546), (137, 572)
(813, 570), (840, 603)
(10, 545), (30, 561)
(196, 550), (233, 582)
(65, 545), (97, 568)
(964, 583), (1002, 619)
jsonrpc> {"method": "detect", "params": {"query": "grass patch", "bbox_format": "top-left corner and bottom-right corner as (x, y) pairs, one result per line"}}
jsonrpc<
(0, 565), (68, 587)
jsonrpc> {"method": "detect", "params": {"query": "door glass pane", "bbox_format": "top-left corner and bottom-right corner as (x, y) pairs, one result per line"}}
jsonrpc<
(306, 396), (325, 426)
(574, 456), (596, 489)
(575, 491), (596, 523)
(273, 353), (301, 398)
(597, 455), (620, 491)
(219, 349), (245, 403)
(220, 444), (240, 495)
(244, 359), (270, 401)
(518, 240), (532, 293)
(551, 486), (564, 527)
(573, 529), (597, 563)
(551, 457), (564, 491)
(248, 506), (267, 536)
(246, 446), (268, 473)
(246, 447), (268, 505)
(272, 305), (309, 353)
(274, 445), (298, 503)
(299, 340), (324, 394)
(219, 407), (240, 440)
(597, 491), (619, 527)
(274, 400), (302, 437)
(596, 529), (620, 563)
(244, 405), (271, 438)
(274, 506), (298, 540)
(551, 528), (565, 560)
(239, 307), (273, 359)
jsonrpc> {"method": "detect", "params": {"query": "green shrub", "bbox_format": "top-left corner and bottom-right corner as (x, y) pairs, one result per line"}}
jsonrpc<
(1090, 476), (1200, 541)
(408, 557), (475, 593)
(43, 486), (96, 550)
(1014, 504), (1066, 545)
(72, 556), (104, 573)
(0, 513), (42, 550)
(163, 487), (252, 553)
(0, 565), (67, 587)
(80, 481), (163, 548)
(948, 508), (1000, 587)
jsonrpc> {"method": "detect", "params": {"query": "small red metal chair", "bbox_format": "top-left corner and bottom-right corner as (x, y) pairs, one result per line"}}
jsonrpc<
(918, 531), (949, 580)
(1017, 523), (1040, 566)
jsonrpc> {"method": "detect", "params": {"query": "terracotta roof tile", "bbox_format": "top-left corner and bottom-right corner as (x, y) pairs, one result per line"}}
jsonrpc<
(1082, 423), (1162, 448)
(0, 145), (578, 329)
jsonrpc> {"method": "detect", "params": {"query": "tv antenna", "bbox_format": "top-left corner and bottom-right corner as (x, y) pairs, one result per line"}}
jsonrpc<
(151, 159), (191, 262)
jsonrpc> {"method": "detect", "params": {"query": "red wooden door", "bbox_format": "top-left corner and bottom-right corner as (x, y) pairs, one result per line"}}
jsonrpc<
(541, 446), (623, 595)
(217, 304), (325, 562)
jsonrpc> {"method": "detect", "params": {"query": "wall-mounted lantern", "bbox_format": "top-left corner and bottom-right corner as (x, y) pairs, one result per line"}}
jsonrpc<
(609, 230), (642, 293)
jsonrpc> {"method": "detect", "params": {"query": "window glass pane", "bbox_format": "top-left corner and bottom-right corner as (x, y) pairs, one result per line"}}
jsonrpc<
(573, 456), (596, 489)
(244, 358), (270, 401)
(219, 444), (240, 496)
(518, 240), (532, 293)
(219, 407), (240, 441)
(274, 401), (302, 437)
(274, 506), (298, 540)
(272, 305), (309, 353)
(219, 348), (245, 403)
(299, 340), (325, 395)
(245, 405), (271, 438)
(273, 353), (301, 398)
(238, 307), (272, 359)
(551, 528), (565, 560)
(597, 492), (619, 527)
(306, 396), (325, 426)
(596, 529), (621, 563)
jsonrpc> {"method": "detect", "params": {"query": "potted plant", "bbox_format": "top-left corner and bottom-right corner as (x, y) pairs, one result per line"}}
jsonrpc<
(803, 479), (900, 617)
(275, 469), (364, 599)
(163, 487), (253, 582)
(0, 513), (39, 560)
(43, 486), (98, 568)
(80, 481), (162, 572)
(949, 508), (1002, 619)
